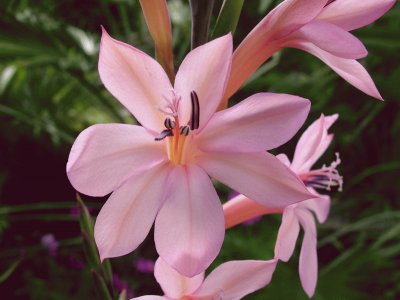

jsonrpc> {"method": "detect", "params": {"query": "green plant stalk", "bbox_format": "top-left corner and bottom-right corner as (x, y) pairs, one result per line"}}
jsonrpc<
(92, 270), (113, 300)
(0, 202), (77, 214)
(189, 0), (215, 49)
(0, 258), (22, 283)
(77, 195), (114, 292)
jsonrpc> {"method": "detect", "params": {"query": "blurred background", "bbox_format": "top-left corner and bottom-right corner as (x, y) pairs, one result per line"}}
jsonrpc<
(0, 0), (399, 299)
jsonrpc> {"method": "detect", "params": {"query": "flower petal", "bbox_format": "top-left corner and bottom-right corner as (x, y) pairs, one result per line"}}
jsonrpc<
(276, 153), (291, 167)
(223, 194), (282, 229)
(154, 257), (204, 299)
(155, 164), (225, 277)
(194, 259), (278, 300)
(285, 40), (382, 99)
(98, 28), (172, 132)
(297, 209), (318, 298)
(266, 0), (329, 39)
(174, 34), (232, 129)
(94, 163), (170, 260)
(318, 0), (396, 31)
(301, 194), (331, 224)
(197, 152), (314, 207)
(289, 20), (367, 59)
(224, 0), (328, 101)
(274, 207), (300, 261)
(198, 93), (310, 152)
(291, 114), (338, 173)
(67, 124), (166, 196)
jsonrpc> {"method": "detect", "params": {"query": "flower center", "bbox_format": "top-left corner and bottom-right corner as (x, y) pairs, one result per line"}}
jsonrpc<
(300, 153), (343, 191)
(155, 90), (200, 165)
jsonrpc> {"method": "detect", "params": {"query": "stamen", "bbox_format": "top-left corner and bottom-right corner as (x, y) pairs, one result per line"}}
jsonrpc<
(154, 129), (173, 141)
(164, 118), (176, 129)
(180, 125), (190, 136)
(190, 91), (200, 130)
(302, 153), (343, 192)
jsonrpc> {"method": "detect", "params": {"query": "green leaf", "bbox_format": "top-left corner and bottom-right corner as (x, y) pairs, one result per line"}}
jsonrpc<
(212, 0), (244, 38)
(0, 258), (22, 283)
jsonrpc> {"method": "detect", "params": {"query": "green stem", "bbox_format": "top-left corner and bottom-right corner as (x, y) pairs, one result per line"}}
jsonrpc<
(8, 214), (78, 222)
(189, 0), (215, 49)
(0, 202), (80, 214)
(0, 237), (82, 259)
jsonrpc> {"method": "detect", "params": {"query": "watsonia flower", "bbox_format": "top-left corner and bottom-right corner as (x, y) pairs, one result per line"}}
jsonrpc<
(224, 114), (342, 297)
(67, 29), (313, 277)
(222, 0), (396, 105)
(131, 257), (277, 300)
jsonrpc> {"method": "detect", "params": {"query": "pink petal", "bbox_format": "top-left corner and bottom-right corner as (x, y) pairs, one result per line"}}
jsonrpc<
(98, 28), (172, 132)
(291, 114), (338, 173)
(196, 152), (314, 208)
(67, 124), (166, 196)
(286, 40), (382, 99)
(274, 207), (300, 261)
(194, 259), (278, 299)
(94, 164), (170, 261)
(318, 0), (396, 31)
(266, 0), (329, 39)
(154, 165), (225, 277)
(297, 209), (318, 298)
(276, 153), (291, 167)
(154, 257), (204, 299)
(198, 93), (310, 152)
(289, 20), (367, 59)
(301, 194), (331, 224)
(174, 34), (232, 129)
(225, 0), (328, 100)
(223, 194), (282, 229)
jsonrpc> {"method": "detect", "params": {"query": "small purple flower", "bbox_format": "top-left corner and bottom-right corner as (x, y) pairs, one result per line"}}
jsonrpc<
(113, 274), (134, 298)
(41, 234), (59, 256)
(134, 258), (155, 274)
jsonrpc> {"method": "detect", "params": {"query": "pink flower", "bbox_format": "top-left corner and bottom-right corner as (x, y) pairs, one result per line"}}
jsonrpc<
(135, 258), (155, 274)
(67, 28), (313, 277)
(224, 114), (342, 297)
(131, 257), (277, 300)
(223, 0), (396, 104)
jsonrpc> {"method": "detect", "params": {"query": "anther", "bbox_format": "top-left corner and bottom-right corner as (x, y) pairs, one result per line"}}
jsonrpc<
(190, 91), (200, 130)
(164, 118), (176, 129)
(155, 129), (173, 141)
(180, 125), (190, 136)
